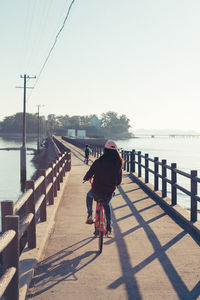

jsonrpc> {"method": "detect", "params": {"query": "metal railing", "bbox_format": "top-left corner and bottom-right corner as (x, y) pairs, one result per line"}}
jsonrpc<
(0, 150), (71, 300)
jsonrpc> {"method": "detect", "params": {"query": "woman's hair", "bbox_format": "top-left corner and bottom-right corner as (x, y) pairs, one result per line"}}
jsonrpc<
(99, 148), (124, 169)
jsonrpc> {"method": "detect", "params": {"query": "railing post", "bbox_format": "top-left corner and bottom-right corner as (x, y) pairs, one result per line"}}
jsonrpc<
(145, 153), (149, 183)
(95, 146), (98, 157)
(138, 151), (141, 177)
(1, 201), (14, 233)
(127, 151), (130, 172)
(53, 160), (57, 197)
(38, 169), (47, 222)
(64, 152), (67, 172)
(131, 150), (135, 173)
(96, 146), (99, 158)
(62, 152), (66, 176)
(47, 162), (54, 205)
(66, 151), (71, 172)
(54, 158), (60, 192)
(171, 163), (177, 205)
(162, 159), (167, 197)
(154, 157), (159, 191)
(101, 146), (104, 156)
(59, 153), (63, 183)
(60, 153), (64, 180)
(4, 215), (19, 300)
(25, 181), (36, 248)
(124, 151), (127, 170)
(191, 170), (197, 222)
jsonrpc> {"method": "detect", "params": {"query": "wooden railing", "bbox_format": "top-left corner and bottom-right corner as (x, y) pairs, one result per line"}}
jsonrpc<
(118, 149), (200, 223)
(0, 150), (71, 300)
(63, 137), (199, 223)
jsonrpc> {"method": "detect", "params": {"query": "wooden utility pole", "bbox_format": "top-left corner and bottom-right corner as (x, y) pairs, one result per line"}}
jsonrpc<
(16, 74), (36, 189)
(37, 104), (44, 153)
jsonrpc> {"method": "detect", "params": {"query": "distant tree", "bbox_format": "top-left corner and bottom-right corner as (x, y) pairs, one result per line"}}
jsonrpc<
(68, 116), (81, 127)
(56, 115), (70, 129)
(1, 112), (39, 133)
(0, 111), (132, 138)
(100, 111), (130, 137)
(46, 114), (57, 135)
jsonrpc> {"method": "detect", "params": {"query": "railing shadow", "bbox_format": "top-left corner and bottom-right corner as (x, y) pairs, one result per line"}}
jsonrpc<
(106, 177), (200, 300)
(26, 237), (98, 298)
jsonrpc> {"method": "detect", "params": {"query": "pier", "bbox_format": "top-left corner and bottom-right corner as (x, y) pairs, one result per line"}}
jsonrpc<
(0, 137), (200, 300)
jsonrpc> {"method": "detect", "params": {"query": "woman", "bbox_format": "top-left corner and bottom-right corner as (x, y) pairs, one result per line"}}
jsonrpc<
(83, 140), (123, 235)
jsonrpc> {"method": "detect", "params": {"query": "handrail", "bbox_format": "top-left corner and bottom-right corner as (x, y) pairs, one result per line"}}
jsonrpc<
(34, 175), (45, 190)
(14, 189), (33, 214)
(19, 213), (34, 239)
(75, 142), (200, 223)
(0, 230), (16, 253)
(0, 267), (16, 298)
(118, 149), (200, 223)
(0, 148), (71, 300)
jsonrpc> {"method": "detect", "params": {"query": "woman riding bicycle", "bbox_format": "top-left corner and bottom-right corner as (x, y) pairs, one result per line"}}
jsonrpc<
(83, 140), (123, 235)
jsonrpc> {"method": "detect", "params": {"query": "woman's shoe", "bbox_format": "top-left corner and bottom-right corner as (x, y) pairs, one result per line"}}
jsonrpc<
(86, 213), (93, 224)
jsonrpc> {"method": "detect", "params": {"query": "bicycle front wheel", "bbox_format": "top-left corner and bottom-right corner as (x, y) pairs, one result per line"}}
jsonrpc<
(99, 231), (103, 253)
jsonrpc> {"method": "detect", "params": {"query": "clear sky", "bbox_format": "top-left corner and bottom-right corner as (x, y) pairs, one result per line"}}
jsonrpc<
(1, 0), (200, 131)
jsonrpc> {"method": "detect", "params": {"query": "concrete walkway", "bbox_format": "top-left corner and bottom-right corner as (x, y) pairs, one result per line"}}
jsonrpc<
(27, 141), (200, 300)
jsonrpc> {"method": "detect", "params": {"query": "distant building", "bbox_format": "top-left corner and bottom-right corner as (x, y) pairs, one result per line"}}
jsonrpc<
(67, 129), (76, 138)
(77, 130), (86, 139)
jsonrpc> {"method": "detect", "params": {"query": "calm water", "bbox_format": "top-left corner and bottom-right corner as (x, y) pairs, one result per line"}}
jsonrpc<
(116, 137), (200, 217)
(0, 136), (37, 202)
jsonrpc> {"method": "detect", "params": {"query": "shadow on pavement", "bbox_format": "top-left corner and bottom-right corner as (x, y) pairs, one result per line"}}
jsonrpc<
(27, 237), (99, 298)
(106, 176), (199, 300)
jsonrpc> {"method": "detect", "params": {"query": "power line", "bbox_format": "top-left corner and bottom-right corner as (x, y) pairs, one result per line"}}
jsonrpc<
(31, 0), (76, 92)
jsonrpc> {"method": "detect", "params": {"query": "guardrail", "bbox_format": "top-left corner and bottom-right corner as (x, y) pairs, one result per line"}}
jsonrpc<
(0, 150), (71, 300)
(62, 136), (199, 223)
(119, 149), (200, 223)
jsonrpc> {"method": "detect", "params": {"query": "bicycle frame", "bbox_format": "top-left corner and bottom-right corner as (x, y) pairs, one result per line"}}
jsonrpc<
(94, 199), (106, 253)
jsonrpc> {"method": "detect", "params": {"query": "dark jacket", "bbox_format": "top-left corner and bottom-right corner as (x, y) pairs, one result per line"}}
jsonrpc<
(83, 158), (122, 196)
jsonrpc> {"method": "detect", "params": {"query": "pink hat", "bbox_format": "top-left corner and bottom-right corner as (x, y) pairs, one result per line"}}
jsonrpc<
(105, 140), (118, 150)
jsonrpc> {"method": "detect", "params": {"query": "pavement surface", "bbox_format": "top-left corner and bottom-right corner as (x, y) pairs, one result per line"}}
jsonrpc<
(26, 141), (200, 300)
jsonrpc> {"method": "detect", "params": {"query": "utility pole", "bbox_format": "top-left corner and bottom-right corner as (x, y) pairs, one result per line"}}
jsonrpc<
(37, 104), (44, 153)
(16, 74), (36, 190)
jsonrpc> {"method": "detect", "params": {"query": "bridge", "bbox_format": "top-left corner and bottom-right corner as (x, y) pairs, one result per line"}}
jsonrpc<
(134, 134), (200, 138)
(0, 137), (200, 300)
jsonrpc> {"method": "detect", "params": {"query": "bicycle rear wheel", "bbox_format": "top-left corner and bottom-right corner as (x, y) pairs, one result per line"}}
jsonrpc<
(99, 231), (103, 253)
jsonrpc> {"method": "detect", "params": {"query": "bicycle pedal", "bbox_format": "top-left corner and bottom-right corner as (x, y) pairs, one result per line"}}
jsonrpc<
(86, 219), (94, 224)
(94, 229), (99, 237)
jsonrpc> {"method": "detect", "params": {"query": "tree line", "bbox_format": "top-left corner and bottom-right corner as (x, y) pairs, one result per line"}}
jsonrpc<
(0, 111), (133, 139)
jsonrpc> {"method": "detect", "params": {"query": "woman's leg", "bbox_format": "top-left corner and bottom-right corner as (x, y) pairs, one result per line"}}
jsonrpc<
(86, 189), (93, 215)
(103, 200), (112, 229)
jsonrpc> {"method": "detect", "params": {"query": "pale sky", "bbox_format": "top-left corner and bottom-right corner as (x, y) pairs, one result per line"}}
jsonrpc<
(1, 0), (200, 131)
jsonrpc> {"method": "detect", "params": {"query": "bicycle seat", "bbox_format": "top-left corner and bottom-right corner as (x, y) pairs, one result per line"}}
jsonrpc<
(94, 198), (105, 203)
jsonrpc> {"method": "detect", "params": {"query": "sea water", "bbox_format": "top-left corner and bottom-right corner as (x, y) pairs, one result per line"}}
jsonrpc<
(0, 136), (37, 201)
(116, 137), (200, 218)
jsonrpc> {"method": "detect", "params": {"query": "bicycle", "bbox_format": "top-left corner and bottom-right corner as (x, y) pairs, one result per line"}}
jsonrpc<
(83, 179), (112, 253)
(94, 198), (106, 253)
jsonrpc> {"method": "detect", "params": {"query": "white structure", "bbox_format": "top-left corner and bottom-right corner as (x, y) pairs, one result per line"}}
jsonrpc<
(77, 130), (86, 139)
(67, 129), (76, 138)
